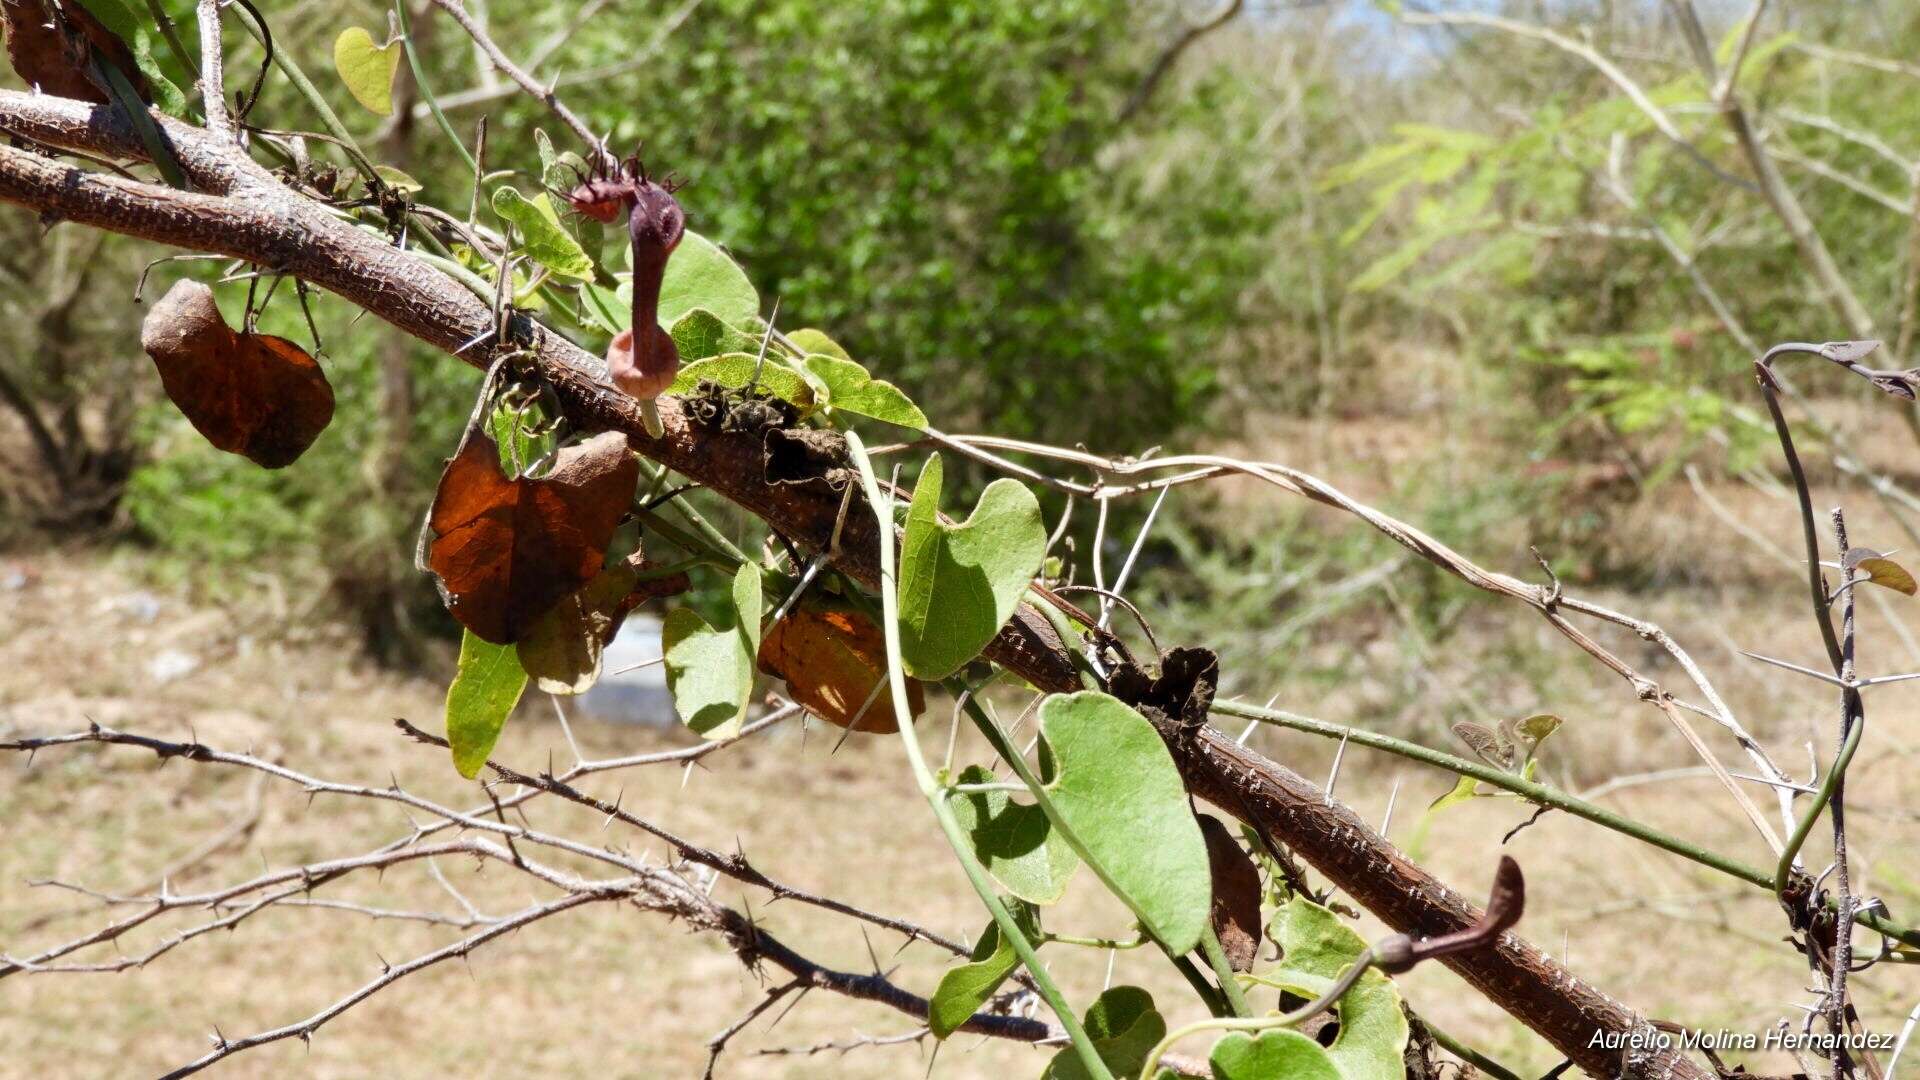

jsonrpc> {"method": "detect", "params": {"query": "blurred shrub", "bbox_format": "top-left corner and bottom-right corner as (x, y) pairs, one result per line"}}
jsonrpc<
(442, 0), (1272, 450)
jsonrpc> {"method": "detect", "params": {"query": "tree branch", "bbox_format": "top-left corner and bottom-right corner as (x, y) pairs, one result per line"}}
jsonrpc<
(1118, 0), (1245, 122)
(0, 89), (1706, 1079)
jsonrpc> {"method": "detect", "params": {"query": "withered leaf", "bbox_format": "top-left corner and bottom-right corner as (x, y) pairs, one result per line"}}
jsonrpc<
(428, 431), (640, 645)
(141, 280), (334, 469)
(1199, 815), (1263, 972)
(516, 560), (640, 695)
(757, 598), (924, 732)
(517, 555), (692, 694)
(1843, 547), (1917, 597)
(1, 0), (150, 104)
(1451, 720), (1512, 769)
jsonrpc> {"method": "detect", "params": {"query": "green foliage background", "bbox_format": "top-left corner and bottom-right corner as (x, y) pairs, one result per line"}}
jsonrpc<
(7, 0), (1920, 673)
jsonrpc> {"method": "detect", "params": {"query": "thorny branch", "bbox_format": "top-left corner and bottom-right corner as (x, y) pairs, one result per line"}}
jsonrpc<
(0, 93), (1692, 1072)
(4, 17), (1911, 1072)
(0, 721), (1126, 1076)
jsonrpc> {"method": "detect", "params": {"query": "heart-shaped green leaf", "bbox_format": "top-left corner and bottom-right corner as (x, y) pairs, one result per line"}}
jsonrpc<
(1262, 898), (1409, 1080)
(1036, 692), (1209, 954)
(445, 629), (529, 778)
(332, 26), (401, 116)
(897, 455), (1046, 679)
(805, 353), (927, 430)
(579, 284), (626, 335)
(1500, 712), (1563, 766)
(1512, 712), (1563, 743)
(666, 354), (816, 412)
(946, 764), (1078, 904)
(1427, 773), (1481, 813)
(786, 327), (850, 360)
(534, 129), (590, 197)
(492, 187), (594, 281)
(928, 900), (1039, 1039)
(373, 165), (424, 193)
(670, 308), (762, 361)
(658, 231), (758, 328)
(663, 563), (762, 739)
(1042, 986), (1166, 1080)
(1210, 1030), (1343, 1080)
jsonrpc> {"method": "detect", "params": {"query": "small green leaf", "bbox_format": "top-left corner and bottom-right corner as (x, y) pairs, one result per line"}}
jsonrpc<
(786, 328), (851, 360)
(666, 354), (816, 413)
(491, 187), (594, 281)
(658, 231), (758, 328)
(72, 0), (187, 114)
(946, 765), (1078, 904)
(928, 901), (1039, 1039)
(373, 165), (423, 193)
(1503, 713), (1563, 765)
(580, 284), (626, 334)
(445, 630), (529, 778)
(1262, 898), (1409, 1080)
(1210, 1030), (1343, 1080)
(1427, 773), (1480, 813)
(332, 26), (402, 117)
(669, 308), (763, 361)
(1043, 987), (1166, 1080)
(804, 353), (928, 429)
(897, 455), (1046, 679)
(663, 563), (762, 739)
(1513, 713), (1563, 743)
(534, 129), (561, 187)
(1037, 692), (1209, 954)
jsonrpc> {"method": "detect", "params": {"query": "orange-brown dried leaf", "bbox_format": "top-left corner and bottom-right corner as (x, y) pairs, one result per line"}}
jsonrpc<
(758, 600), (924, 733)
(1199, 815), (1263, 972)
(1, 0), (151, 103)
(140, 280), (334, 469)
(428, 430), (640, 645)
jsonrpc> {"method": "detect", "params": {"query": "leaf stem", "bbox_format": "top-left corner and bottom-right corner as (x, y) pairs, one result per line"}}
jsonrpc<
(393, 0), (479, 175)
(1773, 712), (1864, 898)
(1138, 950), (1376, 1079)
(1423, 1021), (1525, 1080)
(141, 0), (196, 88)
(231, 14), (379, 181)
(1212, 697), (1920, 949)
(1199, 925), (1253, 1017)
(844, 432), (1112, 1080)
(1043, 931), (1151, 950)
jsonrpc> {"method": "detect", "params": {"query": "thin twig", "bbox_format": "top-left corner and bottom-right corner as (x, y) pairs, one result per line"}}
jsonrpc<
(195, 0), (230, 139)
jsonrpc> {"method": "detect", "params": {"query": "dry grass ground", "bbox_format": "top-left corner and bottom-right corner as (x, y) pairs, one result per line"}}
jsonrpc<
(4, 432), (1920, 1078)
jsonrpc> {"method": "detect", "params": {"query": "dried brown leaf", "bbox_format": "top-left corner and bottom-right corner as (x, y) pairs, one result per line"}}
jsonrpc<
(757, 598), (924, 732)
(1, 0), (151, 104)
(428, 431), (640, 644)
(140, 280), (334, 468)
(1199, 815), (1262, 972)
(1451, 720), (1512, 769)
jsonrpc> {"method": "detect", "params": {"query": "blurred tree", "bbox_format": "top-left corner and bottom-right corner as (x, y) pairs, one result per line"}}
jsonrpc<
(2, 0), (1274, 649)
(592, 0), (1270, 446)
